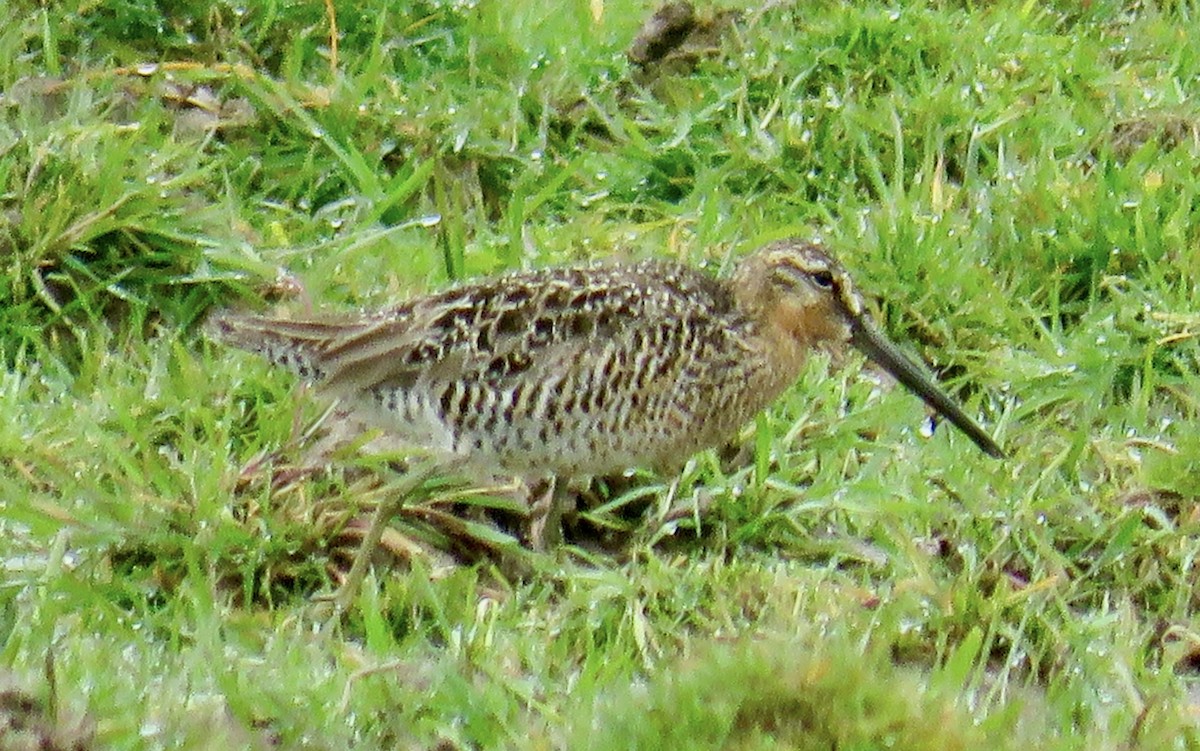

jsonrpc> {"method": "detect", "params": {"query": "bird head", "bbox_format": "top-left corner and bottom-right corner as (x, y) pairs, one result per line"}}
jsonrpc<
(733, 238), (1004, 458)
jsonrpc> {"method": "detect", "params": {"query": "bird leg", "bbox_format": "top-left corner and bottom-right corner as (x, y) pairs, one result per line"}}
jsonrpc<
(318, 457), (444, 613)
(525, 476), (568, 551)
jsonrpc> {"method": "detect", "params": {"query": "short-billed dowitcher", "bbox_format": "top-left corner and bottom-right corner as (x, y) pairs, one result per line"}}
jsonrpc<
(210, 238), (1003, 605)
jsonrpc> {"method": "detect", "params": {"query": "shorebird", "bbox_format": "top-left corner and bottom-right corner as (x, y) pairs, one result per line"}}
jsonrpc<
(210, 238), (1003, 606)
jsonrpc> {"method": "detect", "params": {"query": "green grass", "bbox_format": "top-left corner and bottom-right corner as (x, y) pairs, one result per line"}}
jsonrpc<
(2, 0), (1199, 748)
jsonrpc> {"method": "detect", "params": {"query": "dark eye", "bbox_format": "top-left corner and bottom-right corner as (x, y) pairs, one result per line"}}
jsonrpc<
(811, 270), (835, 289)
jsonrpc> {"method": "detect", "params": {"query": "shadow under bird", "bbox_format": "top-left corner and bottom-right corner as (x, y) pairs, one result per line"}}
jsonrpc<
(209, 238), (1003, 605)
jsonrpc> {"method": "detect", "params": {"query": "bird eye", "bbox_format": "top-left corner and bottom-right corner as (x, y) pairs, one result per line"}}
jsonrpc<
(811, 270), (835, 289)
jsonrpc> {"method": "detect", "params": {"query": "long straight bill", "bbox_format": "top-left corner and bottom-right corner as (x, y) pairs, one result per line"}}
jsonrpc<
(850, 323), (1004, 458)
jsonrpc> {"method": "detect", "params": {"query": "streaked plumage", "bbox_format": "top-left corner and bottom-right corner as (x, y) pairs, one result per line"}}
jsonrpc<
(210, 239), (1003, 469)
(209, 238), (1003, 602)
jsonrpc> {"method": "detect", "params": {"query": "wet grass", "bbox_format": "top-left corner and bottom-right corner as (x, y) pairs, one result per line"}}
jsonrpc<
(1, 0), (1198, 748)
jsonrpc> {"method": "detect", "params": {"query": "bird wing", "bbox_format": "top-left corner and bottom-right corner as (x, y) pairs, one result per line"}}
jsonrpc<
(312, 261), (738, 396)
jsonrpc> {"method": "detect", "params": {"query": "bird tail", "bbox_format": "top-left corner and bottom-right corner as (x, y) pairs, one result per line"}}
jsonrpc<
(205, 311), (358, 382)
